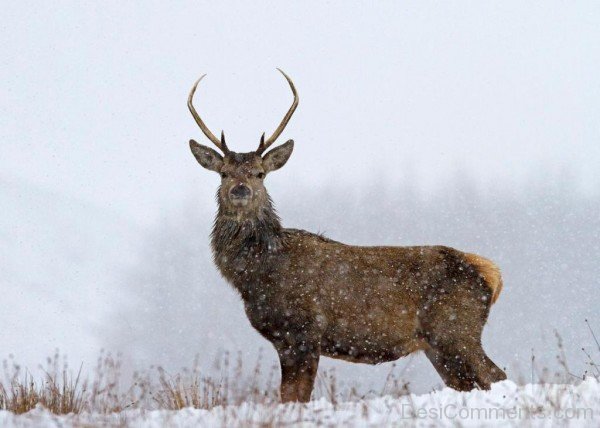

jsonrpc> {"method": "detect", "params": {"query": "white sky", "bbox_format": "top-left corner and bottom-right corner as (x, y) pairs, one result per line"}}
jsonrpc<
(2, 1), (599, 228)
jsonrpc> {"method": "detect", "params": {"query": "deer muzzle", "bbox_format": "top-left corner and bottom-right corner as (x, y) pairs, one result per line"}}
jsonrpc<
(229, 184), (253, 206)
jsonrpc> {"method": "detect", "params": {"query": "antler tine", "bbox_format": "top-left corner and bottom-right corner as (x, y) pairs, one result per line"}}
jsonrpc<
(256, 68), (298, 155)
(188, 74), (229, 153)
(220, 130), (227, 150)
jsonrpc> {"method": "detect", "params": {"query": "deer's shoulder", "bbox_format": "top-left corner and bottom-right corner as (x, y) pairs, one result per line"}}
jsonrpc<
(281, 228), (343, 246)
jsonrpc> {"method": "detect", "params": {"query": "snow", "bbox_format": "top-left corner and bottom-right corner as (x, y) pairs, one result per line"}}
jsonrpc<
(1, 379), (598, 427)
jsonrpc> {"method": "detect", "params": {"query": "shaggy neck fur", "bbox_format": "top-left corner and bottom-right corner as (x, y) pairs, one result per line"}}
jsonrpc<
(211, 189), (284, 273)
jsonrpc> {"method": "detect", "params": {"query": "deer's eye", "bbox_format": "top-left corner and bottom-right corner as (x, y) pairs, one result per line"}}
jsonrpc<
(257, 172), (265, 179)
(220, 172), (228, 178)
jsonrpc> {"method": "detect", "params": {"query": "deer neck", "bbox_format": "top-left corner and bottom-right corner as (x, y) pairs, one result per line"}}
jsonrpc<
(211, 193), (284, 277)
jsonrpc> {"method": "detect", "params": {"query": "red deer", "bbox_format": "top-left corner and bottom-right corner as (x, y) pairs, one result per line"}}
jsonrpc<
(188, 69), (506, 402)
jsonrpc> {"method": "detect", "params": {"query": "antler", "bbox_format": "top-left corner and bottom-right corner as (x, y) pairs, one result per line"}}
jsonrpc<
(256, 68), (299, 155)
(188, 74), (229, 154)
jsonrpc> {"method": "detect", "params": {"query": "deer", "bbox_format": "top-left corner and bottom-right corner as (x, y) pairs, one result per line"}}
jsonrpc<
(187, 69), (507, 403)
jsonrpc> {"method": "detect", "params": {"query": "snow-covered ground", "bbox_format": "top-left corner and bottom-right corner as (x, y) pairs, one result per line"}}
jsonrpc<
(1, 379), (598, 427)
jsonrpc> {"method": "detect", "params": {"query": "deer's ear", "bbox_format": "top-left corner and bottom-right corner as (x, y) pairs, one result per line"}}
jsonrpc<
(263, 140), (294, 173)
(189, 140), (223, 172)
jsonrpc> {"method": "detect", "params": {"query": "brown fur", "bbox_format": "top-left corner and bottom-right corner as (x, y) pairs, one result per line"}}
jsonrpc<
(189, 147), (507, 402)
(187, 71), (505, 402)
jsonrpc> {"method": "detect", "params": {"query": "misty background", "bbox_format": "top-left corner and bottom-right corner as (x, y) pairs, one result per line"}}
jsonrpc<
(1, 2), (599, 393)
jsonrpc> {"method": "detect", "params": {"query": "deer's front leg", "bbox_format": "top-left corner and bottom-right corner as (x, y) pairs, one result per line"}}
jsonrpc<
(277, 340), (320, 403)
(251, 305), (324, 403)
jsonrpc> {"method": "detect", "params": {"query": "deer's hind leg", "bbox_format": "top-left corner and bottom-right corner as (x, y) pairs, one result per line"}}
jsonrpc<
(425, 338), (505, 390)
(420, 281), (506, 390)
(473, 348), (507, 387)
(424, 345), (477, 390)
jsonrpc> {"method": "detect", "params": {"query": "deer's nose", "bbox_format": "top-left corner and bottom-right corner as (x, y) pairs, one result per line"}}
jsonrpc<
(229, 184), (252, 199)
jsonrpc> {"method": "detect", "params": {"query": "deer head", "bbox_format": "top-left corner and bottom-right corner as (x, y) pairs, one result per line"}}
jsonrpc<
(188, 69), (298, 215)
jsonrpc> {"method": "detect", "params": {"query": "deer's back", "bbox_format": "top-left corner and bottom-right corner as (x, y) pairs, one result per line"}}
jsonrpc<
(280, 228), (476, 300)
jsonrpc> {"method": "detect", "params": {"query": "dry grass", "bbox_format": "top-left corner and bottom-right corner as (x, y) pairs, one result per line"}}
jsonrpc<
(0, 350), (284, 415)
(521, 322), (600, 387)
(0, 351), (414, 416)
(0, 351), (133, 415)
(0, 323), (598, 416)
(150, 350), (279, 410)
